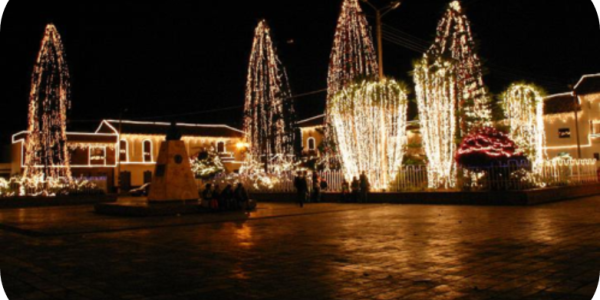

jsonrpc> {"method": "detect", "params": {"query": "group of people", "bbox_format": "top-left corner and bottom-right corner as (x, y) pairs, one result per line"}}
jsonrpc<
(294, 171), (328, 207)
(201, 183), (251, 211)
(341, 171), (370, 203)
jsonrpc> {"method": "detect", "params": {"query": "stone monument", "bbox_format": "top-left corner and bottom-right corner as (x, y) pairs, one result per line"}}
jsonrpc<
(147, 123), (198, 204)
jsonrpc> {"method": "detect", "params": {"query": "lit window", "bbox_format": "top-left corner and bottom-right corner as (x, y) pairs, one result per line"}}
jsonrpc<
(119, 140), (128, 162)
(559, 128), (571, 139)
(308, 138), (316, 151)
(217, 141), (226, 153)
(90, 147), (106, 166)
(143, 140), (153, 162)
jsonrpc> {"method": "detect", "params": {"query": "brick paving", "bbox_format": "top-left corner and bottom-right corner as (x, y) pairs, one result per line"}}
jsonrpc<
(0, 197), (599, 300)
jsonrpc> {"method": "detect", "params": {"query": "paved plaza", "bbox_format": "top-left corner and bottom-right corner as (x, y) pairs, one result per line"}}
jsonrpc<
(0, 197), (599, 300)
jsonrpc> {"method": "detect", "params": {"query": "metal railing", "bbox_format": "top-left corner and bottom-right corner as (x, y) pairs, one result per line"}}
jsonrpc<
(204, 159), (598, 193)
(461, 159), (598, 191)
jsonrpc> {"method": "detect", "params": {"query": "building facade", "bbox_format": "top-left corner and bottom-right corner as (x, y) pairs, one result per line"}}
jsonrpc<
(11, 120), (245, 191)
(543, 74), (600, 163)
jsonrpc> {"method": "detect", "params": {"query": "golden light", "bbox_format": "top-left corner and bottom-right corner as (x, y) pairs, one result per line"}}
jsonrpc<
(414, 58), (459, 189)
(330, 78), (409, 191)
(243, 20), (295, 170)
(24, 24), (72, 180)
(502, 83), (547, 172)
(236, 142), (250, 150)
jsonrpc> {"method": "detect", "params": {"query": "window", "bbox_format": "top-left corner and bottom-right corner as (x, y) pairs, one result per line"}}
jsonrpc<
(90, 147), (106, 166)
(119, 140), (128, 162)
(143, 140), (153, 162)
(217, 141), (226, 153)
(308, 138), (316, 151)
(592, 122), (600, 135)
(559, 128), (571, 139)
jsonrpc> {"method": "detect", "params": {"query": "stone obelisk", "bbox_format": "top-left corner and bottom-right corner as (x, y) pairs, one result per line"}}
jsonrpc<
(147, 123), (198, 204)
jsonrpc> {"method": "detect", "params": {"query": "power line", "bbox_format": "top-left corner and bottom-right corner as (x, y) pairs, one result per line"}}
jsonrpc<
(381, 23), (571, 90)
(382, 33), (427, 53)
(71, 88), (329, 123)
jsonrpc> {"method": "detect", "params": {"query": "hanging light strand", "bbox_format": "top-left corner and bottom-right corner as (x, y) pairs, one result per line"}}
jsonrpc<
(502, 83), (547, 172)
(243, 20), (295, 168)
(414, 58), (459, 189)
(330, 79), (409, 191)
(324, 0), (380, 165)
(24, 24), (72, 180)
(426, 0), (492, 136)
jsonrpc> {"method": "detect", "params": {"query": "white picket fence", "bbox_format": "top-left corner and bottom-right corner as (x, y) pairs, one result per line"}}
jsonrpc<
(539, 159), (598, 186)
(206, 159), (598, 193)
(462, 159), (598, 191)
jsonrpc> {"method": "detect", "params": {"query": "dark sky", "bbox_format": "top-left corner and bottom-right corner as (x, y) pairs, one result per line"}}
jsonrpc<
(1, 0), (600, 152)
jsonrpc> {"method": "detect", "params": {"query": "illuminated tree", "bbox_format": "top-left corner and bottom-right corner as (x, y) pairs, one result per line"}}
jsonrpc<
(425, 0), (492, 137)
(324, 0), (379, 163)
(414, 59), (459, 189)
(24, 24), (72, 180)
(330, 79), (408, 190)
(191, 150), (225, 180)
(414, 0), (492, 188)
(327, 0), (379, 100)
(325, 0), (409, 189)
(243, 20), (295, 168)
(502, 83), (546, 172)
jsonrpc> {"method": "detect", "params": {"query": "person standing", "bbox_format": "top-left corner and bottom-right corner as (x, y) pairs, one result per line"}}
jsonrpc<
(351, 177), (360, 203)
(320, 177), (328, 192)
(360, 171), (370, 203)
(312, 175), (321, 203)
(213, 184), (222, 210)
(202, 184), (214, 209)
(221, 184), (234, 210)
(234, 183), (251, 211)
(341, 179), (350, 203)
(302, 171), (310, 206)
(294, 172), (305, 208)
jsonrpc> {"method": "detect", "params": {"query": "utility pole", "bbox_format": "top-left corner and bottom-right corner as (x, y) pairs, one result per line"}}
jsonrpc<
(361, 0), (402, 80)
(118, 108), (128, 194)
(573, 92), (583, 159)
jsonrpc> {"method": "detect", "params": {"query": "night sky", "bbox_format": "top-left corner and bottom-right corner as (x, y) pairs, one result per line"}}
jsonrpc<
(1, 0), (600, 156)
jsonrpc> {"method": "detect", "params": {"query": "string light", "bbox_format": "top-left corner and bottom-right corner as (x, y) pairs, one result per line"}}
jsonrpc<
(24, 24), (72, 180)
(324, 0), (380, 165)
(456, 127), (525, 166)
(414, 58), (459, 189)
(330, 79), (409, 190)
(502, 83), (547, 172)
(426, 0), (492, 137)
(0, 175), (100, 198)
(243, 20), (295, 170)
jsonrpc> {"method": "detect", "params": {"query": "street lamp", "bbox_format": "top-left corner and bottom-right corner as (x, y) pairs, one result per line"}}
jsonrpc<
(361, 0), (403, 80)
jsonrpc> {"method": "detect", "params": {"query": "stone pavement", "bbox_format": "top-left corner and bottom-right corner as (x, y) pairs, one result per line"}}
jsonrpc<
(0, 197), (599, 300)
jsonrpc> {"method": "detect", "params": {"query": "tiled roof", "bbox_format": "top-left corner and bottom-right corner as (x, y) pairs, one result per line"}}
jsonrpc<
(12, 132), (118, 144)
(297, 115), (325, 128)
(574, 74), (600, 95)
(544, 93), (581, 115)
(101, 120), (244, 138)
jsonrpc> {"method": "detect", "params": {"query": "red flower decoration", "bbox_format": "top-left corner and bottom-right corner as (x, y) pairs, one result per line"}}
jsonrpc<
(456, 127), (526, 167)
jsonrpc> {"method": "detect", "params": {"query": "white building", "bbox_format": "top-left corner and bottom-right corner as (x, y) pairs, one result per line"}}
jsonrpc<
(543, 74), (600, 164)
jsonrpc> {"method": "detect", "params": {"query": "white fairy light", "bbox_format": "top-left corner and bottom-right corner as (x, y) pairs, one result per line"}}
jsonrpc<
(502, 84), (547, 173)
(24, 24), (72, 180)
(427, 0), (492, 136)
(324, 0), (379, 164)
(414, 58), (459, 189)
(243, 20), (295, 171)
(330, 79), (409, 191)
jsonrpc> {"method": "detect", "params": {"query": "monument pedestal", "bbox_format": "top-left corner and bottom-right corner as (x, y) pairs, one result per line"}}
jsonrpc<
(147, 140), (199, 204)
